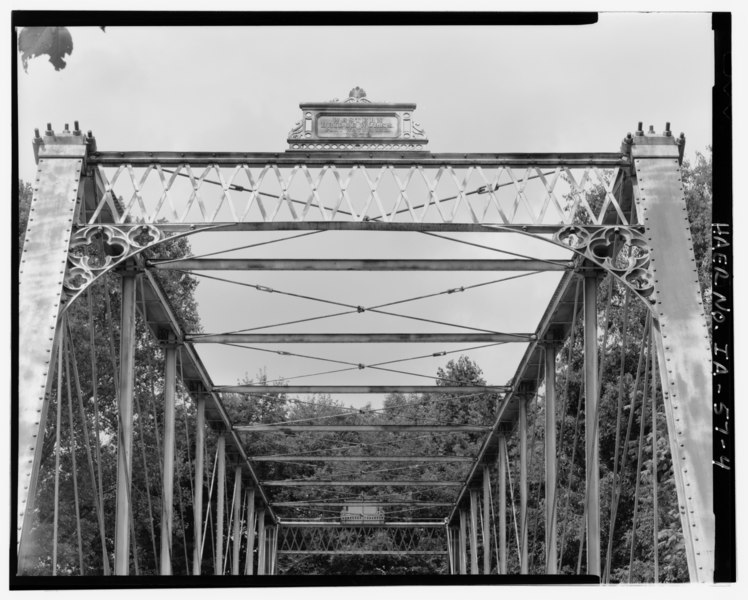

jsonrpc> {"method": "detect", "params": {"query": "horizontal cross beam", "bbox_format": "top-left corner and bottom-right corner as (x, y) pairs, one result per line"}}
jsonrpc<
(278, 550), (446, 555)
(150, 258), (569, 271)
(262, 480), (463, 487)
(102, 222), (640, 234)
(237, 424), (490, 433)
(252, 455), (473, 462)
(279, 521), (446, 528)
(215, 385), (509, 395)
(191, 333), (533, 344)
(89, 151), (629, 167)
(272, 501), (453, 507)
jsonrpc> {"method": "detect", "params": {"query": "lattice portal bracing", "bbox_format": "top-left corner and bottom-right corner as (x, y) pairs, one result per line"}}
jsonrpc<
(84, 159), (631, 227)
(277, 524), (447, 556)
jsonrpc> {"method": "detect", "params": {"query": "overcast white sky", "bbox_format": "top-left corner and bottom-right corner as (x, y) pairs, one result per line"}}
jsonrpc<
(17, 14), (713, 177)
(13, 13), (716, 410)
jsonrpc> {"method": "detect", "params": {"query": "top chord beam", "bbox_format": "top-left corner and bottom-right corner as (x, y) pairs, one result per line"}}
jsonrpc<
(88, 151), (629, 167)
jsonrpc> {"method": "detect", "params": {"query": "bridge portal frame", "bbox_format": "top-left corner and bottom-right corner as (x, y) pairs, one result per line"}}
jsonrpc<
(16, 123), (713, 580)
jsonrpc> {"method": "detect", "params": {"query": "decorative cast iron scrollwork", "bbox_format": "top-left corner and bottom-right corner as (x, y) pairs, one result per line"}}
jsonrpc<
(64, 224), (165, 293)
(288, 120), (305, 139)
(411, 121), (426, 139)
(553, 225), (654, 298)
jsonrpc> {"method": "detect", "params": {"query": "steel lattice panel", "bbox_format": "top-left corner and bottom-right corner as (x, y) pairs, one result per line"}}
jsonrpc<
(277, 525), (447, 555)
(85, 162), (628, 226)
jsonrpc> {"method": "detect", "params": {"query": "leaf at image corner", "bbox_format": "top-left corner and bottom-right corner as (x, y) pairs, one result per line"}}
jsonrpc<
(18, 27), (74, 72)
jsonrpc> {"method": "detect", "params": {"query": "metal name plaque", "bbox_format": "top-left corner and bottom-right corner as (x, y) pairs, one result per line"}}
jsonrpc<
(317, 114), (399, 138)
(287, 87), (428, 152)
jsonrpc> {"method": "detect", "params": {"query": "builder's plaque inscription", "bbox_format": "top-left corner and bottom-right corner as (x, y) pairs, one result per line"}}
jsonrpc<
(317, 114), (399, 138)
(287, 87), (428, 152)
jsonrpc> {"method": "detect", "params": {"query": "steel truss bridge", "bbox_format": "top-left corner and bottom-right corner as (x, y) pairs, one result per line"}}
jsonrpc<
(16, 119), (712, 581)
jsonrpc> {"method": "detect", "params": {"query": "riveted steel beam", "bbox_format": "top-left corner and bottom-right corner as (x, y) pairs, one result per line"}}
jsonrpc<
(214, 433), (226, 575)
(469, 489), (479, 574)
(632, 134), (713, 582)
(519, 395), (529, 575)
(498, 434), (508, 574)
(271, 501), (453, 507)
(584, 273), (600, 577)
(191, 333), (533, 344)
(89, 150), (628, 167)
(237, 424), (491, 433)
(278, 550), (445, 555)
(244, 487), (255, 576)
(159, 336), (177, 575)
(217, 385), (508, 395)
(193, 398), (205, 574)
(277, 521), (446, 528)
(545, 342), (559, 574)
(231, 466), (242, 575)
(17, 133), (86, 566)
(150, 258), (569, 271)
(113, 266), (137, 575)
(251, 455), (473, 462)
(107, 221), (638, 234)
(482, 465), (491, 574)
(262, 480), (463, 487)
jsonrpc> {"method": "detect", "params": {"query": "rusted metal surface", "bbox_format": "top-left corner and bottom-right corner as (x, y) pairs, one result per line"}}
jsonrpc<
(632, 135), (713, 582)
(17, 135), (85, 562)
